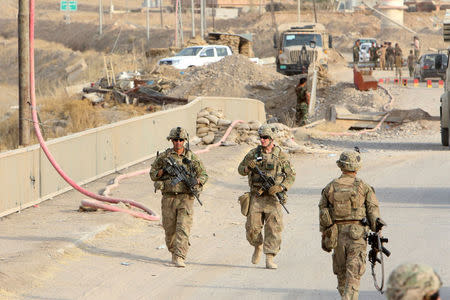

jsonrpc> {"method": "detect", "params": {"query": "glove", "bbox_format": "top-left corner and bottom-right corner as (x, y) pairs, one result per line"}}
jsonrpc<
(247, 160), (257, 170)
(268, 185), (284, 196)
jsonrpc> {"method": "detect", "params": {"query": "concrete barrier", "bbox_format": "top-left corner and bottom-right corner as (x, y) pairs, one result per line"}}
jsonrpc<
(0, 97), (265, 218)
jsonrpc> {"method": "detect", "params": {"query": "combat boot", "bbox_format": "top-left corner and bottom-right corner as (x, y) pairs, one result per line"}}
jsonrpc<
(251, 245), (262, 264)
(265, 254), (277, 269)
(171, 253), (177, 264)
(173, 255), (186, 268)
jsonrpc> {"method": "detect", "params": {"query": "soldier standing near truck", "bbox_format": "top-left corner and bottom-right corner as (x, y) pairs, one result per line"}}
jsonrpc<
(353, 40), (360, 64)
(295, 77), (310, 126)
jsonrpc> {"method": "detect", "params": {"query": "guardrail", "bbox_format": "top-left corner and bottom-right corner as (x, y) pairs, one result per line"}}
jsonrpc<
(0, 96), (265, 218)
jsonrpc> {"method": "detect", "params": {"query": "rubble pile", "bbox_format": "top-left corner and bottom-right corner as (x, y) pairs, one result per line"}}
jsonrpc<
(192, 107), (303, 152)
(314, 82), (389, 121)
(168, 54), (286, 99)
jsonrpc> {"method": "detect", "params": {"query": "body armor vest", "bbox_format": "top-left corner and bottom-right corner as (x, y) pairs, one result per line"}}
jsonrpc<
(329, 178), (366, 221)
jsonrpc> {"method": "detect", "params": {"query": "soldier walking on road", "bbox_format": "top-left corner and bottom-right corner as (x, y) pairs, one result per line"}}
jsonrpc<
(407, 50), (416, 78)
(238, 125), (296, 269)
(295, 77), (310, 126)
(150, 127), (208, 268)
(353, 40), (360, 64)
(319, 150), (383, 299)
(386, 263), (442, 300)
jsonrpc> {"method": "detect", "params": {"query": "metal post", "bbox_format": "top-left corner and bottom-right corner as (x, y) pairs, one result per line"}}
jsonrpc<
(179, 0), (184, 45)
(191, 0), (195, 37)
(203, 0), (206, 33)
(160, 0), (163, 27)
(18, 0), (30, 146)
(110, 0), (113, 19)
(312, 0), (317, 23)
(297, 0), (301, 23)
(99, 0), (103, 35)
(175, 0), (179, 46)
(212, 0), (215, 31)
(146, 0), (150, 41)
(200, 0), (204, 38)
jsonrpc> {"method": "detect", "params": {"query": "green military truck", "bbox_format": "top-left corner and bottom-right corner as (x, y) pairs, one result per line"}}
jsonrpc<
(274, 22), (332, 75)
(440, 10), (450, 147)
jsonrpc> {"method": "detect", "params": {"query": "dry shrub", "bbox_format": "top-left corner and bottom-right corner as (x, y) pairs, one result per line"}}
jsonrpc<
(61, 100), (105, 132)
(0, 112), (19, 151)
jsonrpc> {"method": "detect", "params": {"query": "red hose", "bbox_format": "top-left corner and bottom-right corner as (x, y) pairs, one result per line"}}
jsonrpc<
(28, 0), (159, 221)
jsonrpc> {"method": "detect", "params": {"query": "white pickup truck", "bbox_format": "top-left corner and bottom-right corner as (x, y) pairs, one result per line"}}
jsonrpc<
(158, 45), (233, 69)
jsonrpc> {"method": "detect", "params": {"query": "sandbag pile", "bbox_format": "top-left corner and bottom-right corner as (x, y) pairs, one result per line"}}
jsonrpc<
(192, 107), (303, 152)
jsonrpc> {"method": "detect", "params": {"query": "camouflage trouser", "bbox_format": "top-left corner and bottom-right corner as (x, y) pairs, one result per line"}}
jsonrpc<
(379, 58), (386, 70)
(246, 193), (284, 255)
(333, 224), (367, 300)
(408, 66), (414, 78)
(296, 102), (309, 126)
(161, 193), (194, 259)
(395, 66), (402, 79)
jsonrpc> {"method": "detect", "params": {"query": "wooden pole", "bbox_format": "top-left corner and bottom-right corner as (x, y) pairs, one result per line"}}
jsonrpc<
(160, 0), (163, 27)
(99, 0), (103, 35)
(18, 0), (30, 146)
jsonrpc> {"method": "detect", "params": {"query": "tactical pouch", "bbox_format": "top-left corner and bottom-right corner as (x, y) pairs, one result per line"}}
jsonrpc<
(238, 192), (250, 216)
(321, 224), (338, 253)
(349, 224), (365, 240)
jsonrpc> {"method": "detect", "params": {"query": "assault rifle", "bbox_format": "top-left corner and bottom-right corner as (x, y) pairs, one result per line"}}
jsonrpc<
(363, 218), (391, 293)
(164, 156), (202, 206)
(250, 159), (289, 214)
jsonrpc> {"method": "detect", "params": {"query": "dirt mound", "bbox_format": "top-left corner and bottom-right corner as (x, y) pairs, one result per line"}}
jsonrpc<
(167, 54), (287, 98)
(314, 82), (390, 121)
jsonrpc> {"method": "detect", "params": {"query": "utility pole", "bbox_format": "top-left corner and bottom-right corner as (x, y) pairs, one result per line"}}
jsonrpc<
(18, 0), (30, 146)
(203, 0), (206, 33)
(312, 0), (317, 23)
(146, 0), (150, 41)
(160, 0), (163, 27)
(110, 0), (113, 19)
(200, 0), (204, 38)
(191, 0), (195, 37)
(297, 0), (301, 23)
(99, 0), (103, 35)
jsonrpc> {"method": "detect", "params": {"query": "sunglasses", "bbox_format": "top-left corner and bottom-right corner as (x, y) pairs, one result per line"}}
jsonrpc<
(172, 139), (185, 142)
(260, 136), (271, 140)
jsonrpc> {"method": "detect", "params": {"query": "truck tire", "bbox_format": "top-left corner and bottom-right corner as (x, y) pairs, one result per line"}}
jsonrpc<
(441, 127), (449, 146)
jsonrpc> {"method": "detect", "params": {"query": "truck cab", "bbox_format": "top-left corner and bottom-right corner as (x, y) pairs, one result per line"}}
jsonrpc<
(274, 23), (332, 75)
(440, 9), (450, 147)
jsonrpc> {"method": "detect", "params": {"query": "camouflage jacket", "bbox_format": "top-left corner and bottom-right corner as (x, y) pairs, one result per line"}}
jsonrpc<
(150, 148), (208, 194)
(295, 85), (308, 105)
(238, 145), (296, 193)
(319, 174), (380, 232)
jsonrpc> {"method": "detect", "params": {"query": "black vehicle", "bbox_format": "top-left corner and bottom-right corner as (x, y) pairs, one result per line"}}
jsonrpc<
(414, 53), (448, 81)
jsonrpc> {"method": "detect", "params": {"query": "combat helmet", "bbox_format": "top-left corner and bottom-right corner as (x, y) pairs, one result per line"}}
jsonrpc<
(336, 151), (362, 172)
(167, 127), (188, 141)
(386, 263), (442, 300)
(258, 124), (277, 140)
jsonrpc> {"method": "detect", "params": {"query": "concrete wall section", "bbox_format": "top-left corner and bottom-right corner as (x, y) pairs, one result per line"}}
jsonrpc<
(0, 97), (265, 218)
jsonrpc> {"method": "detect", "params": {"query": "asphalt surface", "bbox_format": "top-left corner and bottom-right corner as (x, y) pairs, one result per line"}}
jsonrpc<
(1, 67), (449, 299)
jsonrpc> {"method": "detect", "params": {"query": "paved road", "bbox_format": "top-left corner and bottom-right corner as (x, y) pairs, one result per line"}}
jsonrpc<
(1, 141), (449, 299)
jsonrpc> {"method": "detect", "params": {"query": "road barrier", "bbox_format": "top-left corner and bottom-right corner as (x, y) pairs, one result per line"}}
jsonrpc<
(378, 78), (444, 88)
(0, 97), (266, 218)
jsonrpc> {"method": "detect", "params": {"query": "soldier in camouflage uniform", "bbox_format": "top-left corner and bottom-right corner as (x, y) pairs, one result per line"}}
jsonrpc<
(386, 263), (442, 300)
(150, 127), (208, 268)
(238, 125), (296, 269)
(319, 150), (382, 299)
(295, 77), (310, 126)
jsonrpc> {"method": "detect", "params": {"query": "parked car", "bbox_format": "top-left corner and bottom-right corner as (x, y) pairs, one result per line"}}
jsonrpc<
(359, 42), (372, 62)
(414, 53), (448, 81)
(158, 45), (233, 69)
